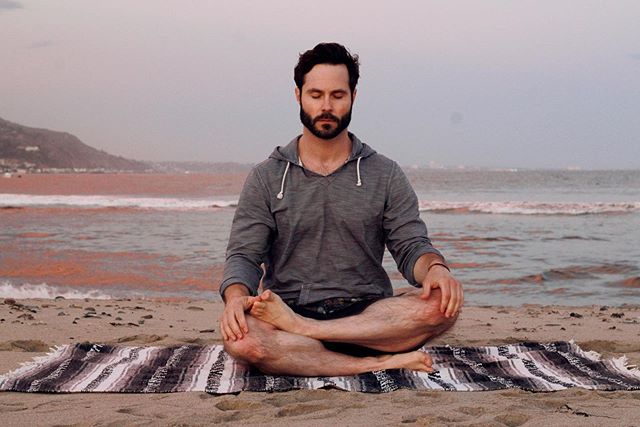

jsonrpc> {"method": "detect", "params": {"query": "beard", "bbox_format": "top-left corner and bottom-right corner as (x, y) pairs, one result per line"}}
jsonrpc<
(299, 103), (352, 140)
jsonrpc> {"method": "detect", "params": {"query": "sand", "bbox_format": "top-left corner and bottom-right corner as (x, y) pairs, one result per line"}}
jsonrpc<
(1, 298), (639, 426)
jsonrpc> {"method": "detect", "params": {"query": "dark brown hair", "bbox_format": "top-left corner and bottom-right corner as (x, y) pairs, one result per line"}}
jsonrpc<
(294, 43), (360, 94)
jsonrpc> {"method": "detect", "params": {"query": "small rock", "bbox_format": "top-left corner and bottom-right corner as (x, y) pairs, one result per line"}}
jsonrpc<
(569, 312), (583, 318)
(58, 311), (68, 316)
(199, 329), (216, 333)
(83, 313), (100, 319)
(609, 326), (616, 330)
(611, 312), (624, 318)
(138, 320), (145, 325)
(17, 313), (34, 320)
(599, 306), (608, 311)
(560, 327), (566, 330)
(187, 306), (204, 311)
(127, 322), (139, 327)
(85, 307), (96, 312)
(72, 319), (78, 324)
(4, 298), (16, 305)
(141, 314), (153, 319)
(115, 316), (123, 321)
(54, 296), (65, 300)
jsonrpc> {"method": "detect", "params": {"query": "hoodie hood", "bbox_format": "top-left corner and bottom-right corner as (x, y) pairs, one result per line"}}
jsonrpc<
(268, 132), (377, 164)
(269, 133), (377, 199)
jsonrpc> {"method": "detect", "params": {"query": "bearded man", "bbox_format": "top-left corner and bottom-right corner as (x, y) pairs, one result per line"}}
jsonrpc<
(219, 43), (463, 375)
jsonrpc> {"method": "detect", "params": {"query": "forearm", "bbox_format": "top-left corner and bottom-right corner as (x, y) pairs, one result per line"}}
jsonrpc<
(413, 253), (448, 284)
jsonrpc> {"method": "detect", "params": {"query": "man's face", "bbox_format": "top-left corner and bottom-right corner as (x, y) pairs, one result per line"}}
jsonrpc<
(296, 64), (355, 140)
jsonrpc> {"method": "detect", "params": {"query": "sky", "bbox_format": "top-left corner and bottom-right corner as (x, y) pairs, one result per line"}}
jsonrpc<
(1, 0), (639, 169)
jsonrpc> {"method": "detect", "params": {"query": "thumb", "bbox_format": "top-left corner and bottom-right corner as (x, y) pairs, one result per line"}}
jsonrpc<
(421, 281), (432, 300)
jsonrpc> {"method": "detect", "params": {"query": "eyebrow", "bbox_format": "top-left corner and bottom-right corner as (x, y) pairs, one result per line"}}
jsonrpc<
(306, 88), (349, 94)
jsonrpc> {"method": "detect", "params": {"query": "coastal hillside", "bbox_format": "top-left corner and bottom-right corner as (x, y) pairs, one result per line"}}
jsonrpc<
(0, 116), (149, 172)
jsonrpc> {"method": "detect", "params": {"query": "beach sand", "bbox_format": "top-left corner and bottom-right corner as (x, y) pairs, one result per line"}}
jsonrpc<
(1, 298), (639, 426)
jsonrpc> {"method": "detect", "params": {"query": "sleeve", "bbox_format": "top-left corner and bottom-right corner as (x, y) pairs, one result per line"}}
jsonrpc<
(219, 167), (275, 298)
(383, 162), (444, 286)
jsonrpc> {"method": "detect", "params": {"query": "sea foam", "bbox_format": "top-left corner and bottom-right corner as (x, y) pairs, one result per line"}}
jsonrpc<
(0, 282), (114, 300)
(418, 201), (640, 215)
(0, 194), (237, 210)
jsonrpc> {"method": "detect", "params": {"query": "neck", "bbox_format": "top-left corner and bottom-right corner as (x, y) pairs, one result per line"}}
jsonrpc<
(298, 128), (352, 163)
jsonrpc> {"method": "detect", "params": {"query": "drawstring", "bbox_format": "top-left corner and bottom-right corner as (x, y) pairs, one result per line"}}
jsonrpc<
(277, 157), (362, 200)
(277, 161), (291, 199)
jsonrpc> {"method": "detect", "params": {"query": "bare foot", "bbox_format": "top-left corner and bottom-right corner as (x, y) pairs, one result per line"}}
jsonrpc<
(377, 351), (433, 372)
(249, 290), (310, 335)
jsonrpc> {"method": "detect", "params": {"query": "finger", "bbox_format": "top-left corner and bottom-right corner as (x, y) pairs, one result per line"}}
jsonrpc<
(421, 281), (432, 300)
(446, 281), (458, 318)
(220, 318), (230, 341)
(224, 310), (241, 341)
(439, 281), (450, 314)
(228, 309), (244, 340)
(236, 308), (249, 334)
(457, 282), (464, 314)
(453, 280), (463, 315)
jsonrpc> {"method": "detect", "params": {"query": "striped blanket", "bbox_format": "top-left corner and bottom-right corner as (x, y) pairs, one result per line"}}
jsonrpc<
(1, 341), (638, 393)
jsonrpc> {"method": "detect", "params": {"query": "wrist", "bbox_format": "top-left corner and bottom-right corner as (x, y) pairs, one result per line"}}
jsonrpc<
(427, 261), (450, 273)
(222, 283), (251, 302)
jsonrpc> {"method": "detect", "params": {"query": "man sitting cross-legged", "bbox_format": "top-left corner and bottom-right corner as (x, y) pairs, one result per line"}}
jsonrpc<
(218, 42), (463, 376)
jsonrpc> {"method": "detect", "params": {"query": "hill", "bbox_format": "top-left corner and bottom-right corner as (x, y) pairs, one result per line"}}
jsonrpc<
(0, 116), (149, 172)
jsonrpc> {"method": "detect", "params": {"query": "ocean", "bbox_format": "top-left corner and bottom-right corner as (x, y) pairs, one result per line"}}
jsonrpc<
(1, 170), (638, 306)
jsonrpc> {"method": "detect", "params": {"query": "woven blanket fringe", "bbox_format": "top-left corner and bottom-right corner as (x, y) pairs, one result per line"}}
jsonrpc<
(0, 344), (70, 389)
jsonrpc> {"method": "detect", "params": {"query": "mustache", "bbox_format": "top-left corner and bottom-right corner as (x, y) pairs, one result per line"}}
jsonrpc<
(313, 113), (339, 124)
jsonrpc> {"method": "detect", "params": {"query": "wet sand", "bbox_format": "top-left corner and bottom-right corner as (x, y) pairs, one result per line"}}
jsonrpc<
(1, 298), (639, 426)
(0, 173), (248, 197)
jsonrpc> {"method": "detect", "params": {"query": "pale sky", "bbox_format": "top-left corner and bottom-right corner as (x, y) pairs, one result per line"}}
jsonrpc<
(1, 0), (639, 169)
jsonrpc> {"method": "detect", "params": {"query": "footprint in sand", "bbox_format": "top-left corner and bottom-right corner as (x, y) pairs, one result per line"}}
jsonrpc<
(214, 399), (266, 411)
(494, 412), (531, 427)
(114, 334), (167, 344)
(457, 406), (487, 416)
(275, 403), (335, 418)
(0, 340), (49, 352)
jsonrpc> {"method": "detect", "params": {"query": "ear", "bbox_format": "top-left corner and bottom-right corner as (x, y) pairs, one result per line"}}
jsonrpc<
(295, 87), (301, 104)
(352, 88), (357, 103)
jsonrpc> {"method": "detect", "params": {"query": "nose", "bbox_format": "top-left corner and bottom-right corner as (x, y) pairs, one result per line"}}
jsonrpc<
(321, 95), (333, 112)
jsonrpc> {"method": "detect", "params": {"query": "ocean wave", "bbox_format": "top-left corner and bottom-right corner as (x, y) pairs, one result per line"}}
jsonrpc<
(0, 282), (114, 300)
(2, 194), (638, 215)
(0, 194), (238, 210)
(418, 201), (640, 215)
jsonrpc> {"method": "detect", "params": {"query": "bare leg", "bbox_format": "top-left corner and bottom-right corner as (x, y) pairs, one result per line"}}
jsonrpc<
(250, 288), (457, 352)
(224, 316), (433, 376)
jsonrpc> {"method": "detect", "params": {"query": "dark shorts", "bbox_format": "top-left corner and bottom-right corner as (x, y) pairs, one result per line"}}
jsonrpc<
(285, 296), (390, 357)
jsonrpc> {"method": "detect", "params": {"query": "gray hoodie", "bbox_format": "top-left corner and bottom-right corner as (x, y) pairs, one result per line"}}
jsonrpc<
(220, 133), (443, 305)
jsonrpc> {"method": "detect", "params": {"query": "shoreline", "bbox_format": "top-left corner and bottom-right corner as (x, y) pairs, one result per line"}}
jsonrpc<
(1, 298), (639, 426)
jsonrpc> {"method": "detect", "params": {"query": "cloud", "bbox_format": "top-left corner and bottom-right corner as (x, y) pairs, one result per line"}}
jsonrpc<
(28, 40), (55, 49)
(0, 0), (23, 10)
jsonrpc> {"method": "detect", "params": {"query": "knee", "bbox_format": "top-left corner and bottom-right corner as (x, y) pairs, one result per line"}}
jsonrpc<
(415, 289), (459, 330)
(223, 334), (267, 365)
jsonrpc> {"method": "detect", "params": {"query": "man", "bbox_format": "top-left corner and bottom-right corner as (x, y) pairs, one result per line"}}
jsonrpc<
(219, 43), (463, 376)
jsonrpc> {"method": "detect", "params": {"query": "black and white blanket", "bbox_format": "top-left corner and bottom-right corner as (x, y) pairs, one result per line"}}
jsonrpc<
(1, 341), (638, 393)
